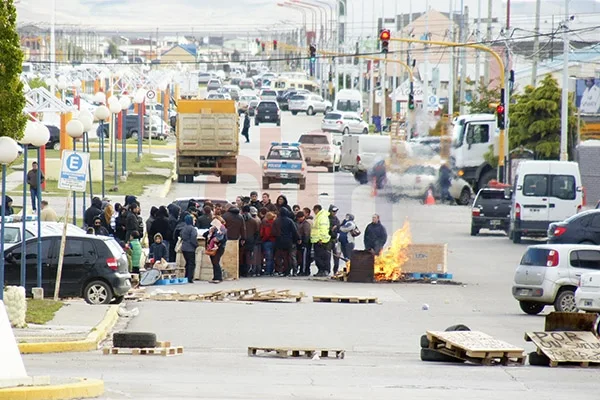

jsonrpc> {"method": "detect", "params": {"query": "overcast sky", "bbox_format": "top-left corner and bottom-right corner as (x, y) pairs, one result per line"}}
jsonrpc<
(15, 0), (600, 36)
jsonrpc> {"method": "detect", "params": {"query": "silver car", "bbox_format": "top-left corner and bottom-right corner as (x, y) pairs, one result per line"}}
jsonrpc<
(321, 112), (369, 134)
(207, 79), (222, 92)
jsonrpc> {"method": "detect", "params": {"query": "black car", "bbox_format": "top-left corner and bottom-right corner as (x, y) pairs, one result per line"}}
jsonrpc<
(96, 114), (167, 140)
(547, 209), (600, 244)
(254, 101), (281, 126)
(46, 125), (61, 150)
(471, 188), (512, 236)
(4, 235), (131, 304)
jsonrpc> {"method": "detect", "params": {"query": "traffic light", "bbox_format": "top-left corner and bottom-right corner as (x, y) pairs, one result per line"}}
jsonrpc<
(379, 29), (390, 54)
(328, 71), (333, 82)
(273, 40), (278, 51)
(309, 44), (316, 62)
(261, 42), (265, 52)
(408, 93), (415, 110)
(496, 104), (505, 129)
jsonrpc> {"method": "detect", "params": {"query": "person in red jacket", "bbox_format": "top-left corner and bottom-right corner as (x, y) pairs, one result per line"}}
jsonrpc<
(260, 211), (277, 276)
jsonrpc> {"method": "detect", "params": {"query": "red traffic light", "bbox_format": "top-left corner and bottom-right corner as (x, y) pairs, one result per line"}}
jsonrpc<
(496, 104), (505, 114)
(380, 29), (391, 41)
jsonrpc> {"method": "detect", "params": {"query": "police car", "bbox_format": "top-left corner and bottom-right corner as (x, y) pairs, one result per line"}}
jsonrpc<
(261, 142), (308, 190)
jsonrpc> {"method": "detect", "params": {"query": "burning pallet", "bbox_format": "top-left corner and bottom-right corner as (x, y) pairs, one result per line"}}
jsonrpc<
(248, 346), (345, 359)
(426, 330), (526, 366)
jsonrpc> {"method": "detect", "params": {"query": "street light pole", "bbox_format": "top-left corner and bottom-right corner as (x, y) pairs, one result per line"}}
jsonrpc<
(560, 0), (570, 161)
(0, 137), (20, 301)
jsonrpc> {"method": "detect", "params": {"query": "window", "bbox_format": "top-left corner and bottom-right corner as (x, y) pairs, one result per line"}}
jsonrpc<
(258, 102), (278, 110)
(324, 113), (341, 120)
(64, 240), (84, 258)
(290, 95), (307, 101)
(4, 228), (21, 244)
(467, 124), (490, 144)
(523, 174), (548, 197)
(336, 100), (360, 112)
(268, 149), (302, 160)
(521, 248), (552, 266)
(299, 135), (329, 145)
(570, 250), (600, 270)
(550, 175), (576, 200)
(479, 190), (506, 200)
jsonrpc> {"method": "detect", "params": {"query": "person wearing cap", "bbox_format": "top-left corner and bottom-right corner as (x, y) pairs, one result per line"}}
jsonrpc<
(249, 191), (261, 210)
(328, 205), (342, 274)
(242, 205), (261, 276)
(339, 213), (358, 262)
(311, 204), (331, 277)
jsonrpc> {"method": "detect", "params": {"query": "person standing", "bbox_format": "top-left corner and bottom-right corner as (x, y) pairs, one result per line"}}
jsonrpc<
(364, 214), (388, 255)
(438, 163), (453, 204)
(275, 195), (292, 214)
(125, 203), (140, 243)
(27, 161), (44, 212)
(129, 231), (142, 272)
(328, 205), (341, 274)
(260, 211), (277, 276)
(242, 206), (261, 276)
(296, 211), (312, 276)
(146, 206), (158, 238)
(261, 193), (272, 208)
(203, 216), (228, 283)
(93, 216), (110, 236)
(167, 203), (181, 262)
(222, 204), (247, 276)
(249, 191), (261, 209)
(84, 197), (103, 228)
(311, 204), (331, 277)
(40, 200), (58, 222)
(149, 233), (168, 262)
(180, 214), (199, 283)
(241, 111), (250, 143)
(196, 206), (213, 229)
(102, 204), (115, 236)
(338, 214), (358, 262)
(273, 207), (299, 276)
(149, 206), (171, 256)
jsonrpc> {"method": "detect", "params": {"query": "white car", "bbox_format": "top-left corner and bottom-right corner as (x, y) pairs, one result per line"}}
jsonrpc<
(4, 221), (86, 244)
(321, 112), (368, 135)
(385, 164), (473, 205)
(259, 89), (278, 102)
(289, 93), (332, 116)
(206, 92), (229, 100)
(513, 244), (600, 314)
(575, 270), (600, 312)
(298, 131), (341, 173)
(207, 79), (222, 92)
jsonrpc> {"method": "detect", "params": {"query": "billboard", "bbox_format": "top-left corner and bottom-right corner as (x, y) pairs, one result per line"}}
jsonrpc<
(575, 78), (600, 114)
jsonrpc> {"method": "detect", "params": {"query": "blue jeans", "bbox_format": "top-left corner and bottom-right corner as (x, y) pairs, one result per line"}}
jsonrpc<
(30, 187), (39, 211)
(262, 241), (275, 275)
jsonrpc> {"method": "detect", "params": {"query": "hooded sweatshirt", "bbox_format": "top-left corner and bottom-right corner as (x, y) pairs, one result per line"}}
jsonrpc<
(149, 233), (168, 260)
(273, 207), (299, 250)
(275, 195), (292, 213)
(149, 206), (171, 242)
(4, 196), (14, 216)
(339, 214), (357, 244)
(93, 216), (110, 236)
(222, 206), (245, 240)
(84, 197), (103, 228)
(180, 214), (199, 252)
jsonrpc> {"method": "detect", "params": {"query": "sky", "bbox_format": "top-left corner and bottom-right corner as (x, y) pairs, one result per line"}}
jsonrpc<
(15, 0), (600, 37)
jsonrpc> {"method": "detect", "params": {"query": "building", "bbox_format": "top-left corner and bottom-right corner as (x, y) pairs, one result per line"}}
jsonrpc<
(160, 44), (197, 64)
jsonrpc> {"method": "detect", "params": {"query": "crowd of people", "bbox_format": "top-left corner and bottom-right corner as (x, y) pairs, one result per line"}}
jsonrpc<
(74, 190), (389, 283)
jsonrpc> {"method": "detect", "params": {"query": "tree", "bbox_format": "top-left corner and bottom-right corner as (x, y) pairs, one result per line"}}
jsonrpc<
(28, 77), (48, 90)
(508, 74), (578, 160)
(107, 41), (119, 59)
(0, 0), (27, 141)
(465, 83), (501, 114)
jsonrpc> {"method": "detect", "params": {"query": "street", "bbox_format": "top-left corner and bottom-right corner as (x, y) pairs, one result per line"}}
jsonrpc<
(20, 112), (598, 399)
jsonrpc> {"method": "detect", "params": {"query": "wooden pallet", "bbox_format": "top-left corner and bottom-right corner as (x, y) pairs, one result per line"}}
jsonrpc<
(426, 331), (525, 366)
(160, 273), (178, 280)
(239, 290), (304, 302)
(312, 295), (378, 304)
(204, 288), (258, 301)
(103, 345), (183, 357)
(124, 288), (148, 301)
(525, 331), (600, 368)
(247, 346), (345, 359)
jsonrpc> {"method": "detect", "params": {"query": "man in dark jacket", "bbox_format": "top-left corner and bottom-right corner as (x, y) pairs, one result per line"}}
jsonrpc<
(27, 161), (44, 212)
(222, 204), (247, 276)
(249, 191), (261, 210)
(84, 197), (103, 228)
(125, 203), (140, 242)
(439, 163), (453, 204)
(273, 207), (299, 276)
(196, 206), (213, 229)
(167, 203), (181, 262)
(296, 211), (312, 276)
(364, 214), (388, 255)
(328, 205), (341, 274)
(242, 205), (261, 276)
(241, 111), (250, 143)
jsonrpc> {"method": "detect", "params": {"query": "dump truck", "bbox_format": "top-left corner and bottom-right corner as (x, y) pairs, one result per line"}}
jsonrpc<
(176, 100), (239, 184)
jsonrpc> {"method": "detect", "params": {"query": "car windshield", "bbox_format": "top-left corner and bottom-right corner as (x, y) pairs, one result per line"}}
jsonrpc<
(299, 135), (329, 145)
(240, 96), (253, 101)
(249, 101), (258, 106)
(451, 122), (465, 148)
(479, 190), (506, 200)
(405, 165), (437, 176)
(336, 99), (360, 112)
(268, 148), (302, 160)
(291, 95), (307, 101)
(258, 102), (278, 110)
(261, 91), (276, 96)
(324, 113), (342, 120)
(520, 248), (552, 266)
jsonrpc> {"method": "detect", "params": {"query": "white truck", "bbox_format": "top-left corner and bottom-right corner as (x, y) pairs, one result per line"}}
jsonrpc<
(450, 114), (500, 191)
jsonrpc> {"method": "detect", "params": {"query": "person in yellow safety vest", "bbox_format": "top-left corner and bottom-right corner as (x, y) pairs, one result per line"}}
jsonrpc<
(310, 204), (331, 277)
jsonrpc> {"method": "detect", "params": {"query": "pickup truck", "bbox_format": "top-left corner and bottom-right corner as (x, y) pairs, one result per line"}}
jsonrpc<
(470, 187), (512, 236)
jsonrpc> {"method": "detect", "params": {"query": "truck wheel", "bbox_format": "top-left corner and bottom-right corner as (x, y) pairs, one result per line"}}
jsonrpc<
(184, 175), (194, 183)
(255, 119), (259, 126)
(228, 176), (237, 184)
(262, 179), (269, 190)
(512, 231), (521, 244)
(177, 174), (185, 183)
(299, 179), (306, 190)
(343, 127), (350, 135)
(220, 176), (229, 184)
(470, 225), (480, 236)
(519, 301), (545, 315)
(327, 165), (334, 173)
(459, 188), (471, 205)
(478, 170), (496, 191)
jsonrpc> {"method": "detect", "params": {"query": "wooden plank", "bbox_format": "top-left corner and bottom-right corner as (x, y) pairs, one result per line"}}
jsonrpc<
(544, 312), (599, 332)
(426, 331), (524, 354)
(525, 331), (600, 364)
(102, 346), (184, 356)
(312, 295), (378, 304)
(247, 346), (345, 359)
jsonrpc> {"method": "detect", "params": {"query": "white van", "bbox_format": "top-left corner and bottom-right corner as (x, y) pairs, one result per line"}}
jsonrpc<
(510, 160), (584, 243)
(334, 89), (363, 116)
(341, 134), (390, 182)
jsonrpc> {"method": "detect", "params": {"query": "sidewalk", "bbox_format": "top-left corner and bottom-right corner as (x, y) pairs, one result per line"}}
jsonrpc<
(14, 301), (119, 353)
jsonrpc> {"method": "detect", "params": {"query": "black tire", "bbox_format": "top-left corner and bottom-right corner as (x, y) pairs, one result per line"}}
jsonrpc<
(229, 176), (237, 184)
(291, 111), (298, 116)
(334, 165), (340, 172)
(83, 280), (113, 305)
(420, 348), (465, 363)
(528, 351), (550, 366)
(478, 170), (496, 191)
(110, 295), (125, 305)
(458, 188), (471, 205)
(262, 179), (269, 190)
(362, 128), (368, 135)
(512, 231), (521, 244)
(343, 127), (350, 135)
(255, 119), (259, 126)
(307, 106), (314, 116)
(445, 324), (471, 332)
(327, 165), (334, 173)
(177, 174), (185, 183)
(112, 332), (157, 349)
(420, 334), (430, 349)
(220, 176), (229, 184)
(554, 289), (577, 312)
(184, 175), (194, 183)
(519, 301), (545, 315)
(470, 225), (480, 236)
(276, 120), (281, 126)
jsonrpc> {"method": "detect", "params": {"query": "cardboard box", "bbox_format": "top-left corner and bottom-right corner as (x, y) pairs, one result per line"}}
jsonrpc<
(403, 244), (447, 274)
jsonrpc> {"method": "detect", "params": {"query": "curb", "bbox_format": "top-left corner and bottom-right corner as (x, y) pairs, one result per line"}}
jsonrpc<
(160, 168), (176, 198)
(0, 378), (104, 400)
(18, 305), (119, 354)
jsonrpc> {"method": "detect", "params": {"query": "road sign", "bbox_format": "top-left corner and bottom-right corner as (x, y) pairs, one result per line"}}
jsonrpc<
(58, 150), (90, 192)
(146, 90), (156, 100)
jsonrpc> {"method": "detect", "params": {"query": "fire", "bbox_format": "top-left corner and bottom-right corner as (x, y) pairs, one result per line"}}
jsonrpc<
(374, 220), (412, 281)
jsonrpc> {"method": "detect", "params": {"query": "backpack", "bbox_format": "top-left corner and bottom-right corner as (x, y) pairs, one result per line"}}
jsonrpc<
(350, 226), (361, 237)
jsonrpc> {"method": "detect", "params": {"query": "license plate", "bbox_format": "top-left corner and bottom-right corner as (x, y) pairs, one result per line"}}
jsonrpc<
(519, 289), (530, 296)
(264, 115), (270, 119)
(491, 219), (501, 225)
(585, 300), (593, 307)
(280, 173), (288, 178)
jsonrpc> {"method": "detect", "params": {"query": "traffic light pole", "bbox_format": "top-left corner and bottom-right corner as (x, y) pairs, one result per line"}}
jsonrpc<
(390, 37), (507, 182)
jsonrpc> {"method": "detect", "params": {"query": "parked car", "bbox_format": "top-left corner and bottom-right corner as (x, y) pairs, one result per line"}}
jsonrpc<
(512, 244), (600, 314)
(575, 270), (600, 312)
(46, 125), (61, 150)
(207, 79), (222, 92)
(547, 210), (600, 245)
(298, 131), (341, 173)
(248, 100), (259, 117)
(3, 221), (86, 245)
(230, 78), (242, 87)
(207, 92), (228, 100)
(97, 114), (168, 140)
(277, 90), (307, 110)
(3, 235), (131, 305)
(321, 112), (368, 135)
(385, 164), (473, 205)
(254, 101), (281, 126)
(289, 93), (332, 115)
(471, 188), (512, 236)
(409, 136), (442, 154)
(198, 72), (215, 84)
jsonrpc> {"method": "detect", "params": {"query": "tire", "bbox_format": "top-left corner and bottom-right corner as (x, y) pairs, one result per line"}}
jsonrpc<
(445, 324), (471, 332)
(478, 170), (496, 191)
(325, 107), (332, 113)
(255, 119), (259, 126)
(580, 240), (596, 245)
(307, 106), (314, 116)
(420, 334), (430, 349)
(458, 188), (471, 205)
(229, 176), (237, 184)
(512, 231), (521, 244)
(327, 165), (334, 173)
(276, 119), (281, 126)
(184, 175), (194, 183)
(110, 295), (125, 305)
(334, 165), (340, 172)
(528, 351), (550, 366)
(112, 332), (157, 349)
(83, 280), (113, 305)
(420, 348), (465, 363)
(220, 176), (229, 184)
(519, 301), (545, 315)
(177, 174), (185, 183)
(262, 179), (269, 190)
(130, 131), (138, 140)
(362, 128), (368, 135)
(343, 127), (350, 135)
(299, 179), (306, 190)
(470, 225), (480, 236)
(291, 111), (298, 116)
(52, 141), (61, 151)
(554, 289), (577, 312)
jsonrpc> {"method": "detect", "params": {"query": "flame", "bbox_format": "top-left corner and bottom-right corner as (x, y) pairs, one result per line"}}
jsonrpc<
(373, 220), (412, 281)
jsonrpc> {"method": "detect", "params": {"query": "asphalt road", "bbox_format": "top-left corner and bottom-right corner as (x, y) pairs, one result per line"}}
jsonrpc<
(22, 113), (598, 399)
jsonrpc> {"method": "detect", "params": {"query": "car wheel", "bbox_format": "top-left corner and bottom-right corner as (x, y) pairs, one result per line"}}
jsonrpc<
(554, 289), (577, 312)
(334, 164), (340, 172)
(262, 178), (269, 190)
(276, 119), (281, 126)
(445, 324), (471, 332)
(420, 348), (464, 363)
(420, 334), (430, 349)
(512, 231), (521, 244)
(528, 351), (550, 366)
(519, 301), (545, 315)
(83, 280), (113, 305)
(110, 295), (125, 305)
(307, 106), (314, 116)
(291, 111), (298, 116)
(177, 174), (185, 183)
(470, 225), (480, 236)
(112, 332), (157, 349)
(255, 119), (259, 126)
(185, 175), (194, 183)
(229, 176), (237, 184)
(362, 128), (368, 135)
(458, 188), (471, 205)
(327, 165), (334, 173)
(52, 141), (61, 151)
(131, 131), (138, 140)
(299, 179), (306, 190)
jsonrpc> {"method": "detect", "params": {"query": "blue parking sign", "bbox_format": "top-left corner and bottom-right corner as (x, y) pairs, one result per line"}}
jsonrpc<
(58, 150), (90, 192)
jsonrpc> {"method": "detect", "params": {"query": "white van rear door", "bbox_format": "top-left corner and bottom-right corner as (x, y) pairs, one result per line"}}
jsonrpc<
(547, 174), (579, 220)
(520, 174), (550, 222)
(341, 136), (358, 168)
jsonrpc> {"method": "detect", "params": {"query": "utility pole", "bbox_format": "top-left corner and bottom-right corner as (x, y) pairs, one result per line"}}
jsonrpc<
(483, 0), (492, 86)
(531, 0), (541, 86)
(560, 0), (570, 161)
(503, 0), (511, 183)
(475, 0), (481, 91)
(423, 0), (430, 122)
(458, 5), (468, 115)
(50, 0), (56, 94)
(448, 0), (454, 123)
